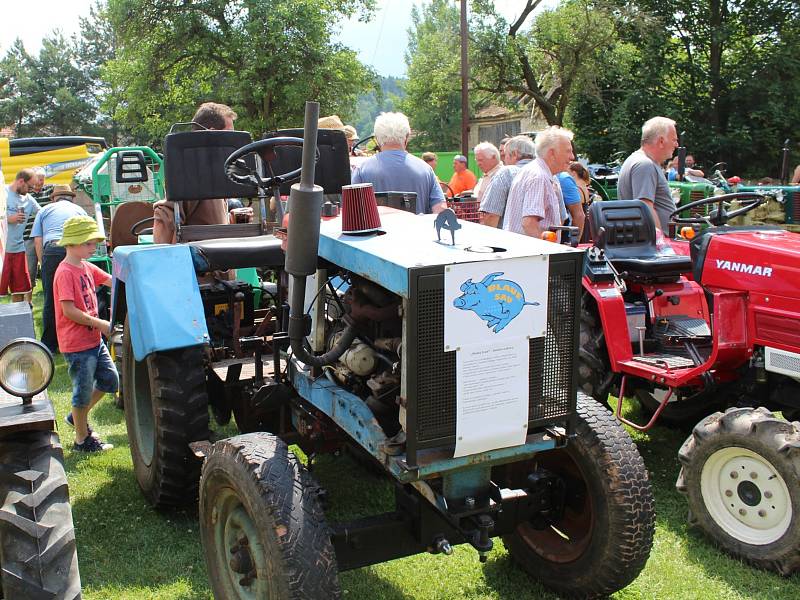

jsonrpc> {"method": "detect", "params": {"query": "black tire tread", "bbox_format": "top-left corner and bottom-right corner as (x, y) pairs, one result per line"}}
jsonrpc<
(505, 394), (655, 598)
(0, 431), (81, 599)
(123, 322), (210, 509)
(676, 406), (800, 575)
(578, 293), (614, 405)
(200, 432), (340, 599)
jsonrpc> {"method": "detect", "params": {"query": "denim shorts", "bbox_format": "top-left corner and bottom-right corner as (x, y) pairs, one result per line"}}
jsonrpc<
(63, 342), (119, 408)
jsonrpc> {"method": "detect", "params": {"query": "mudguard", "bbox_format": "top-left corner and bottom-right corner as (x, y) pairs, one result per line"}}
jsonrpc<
(112, 244), (208, 361)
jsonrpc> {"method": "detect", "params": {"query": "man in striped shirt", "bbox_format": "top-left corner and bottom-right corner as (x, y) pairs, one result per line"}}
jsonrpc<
(503, 127), (575, 241)
(479, 135), (535, 228)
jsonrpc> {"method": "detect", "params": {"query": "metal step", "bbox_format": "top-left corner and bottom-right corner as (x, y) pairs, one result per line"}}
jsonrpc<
(631, 354), (696, 369)
(654, 316), (711, 340)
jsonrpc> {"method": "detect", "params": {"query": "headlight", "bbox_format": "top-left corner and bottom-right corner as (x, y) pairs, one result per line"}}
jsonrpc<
(0, 339), (54, 399)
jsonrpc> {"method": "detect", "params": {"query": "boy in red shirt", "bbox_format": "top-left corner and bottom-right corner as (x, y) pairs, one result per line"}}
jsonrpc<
(53, 216), (118, 452)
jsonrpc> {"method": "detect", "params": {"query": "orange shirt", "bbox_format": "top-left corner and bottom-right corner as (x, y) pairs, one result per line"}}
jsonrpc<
(448, 169), (478, 197)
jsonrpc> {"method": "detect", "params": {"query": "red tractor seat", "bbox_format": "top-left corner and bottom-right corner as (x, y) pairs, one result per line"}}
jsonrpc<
(588, 200), (691, 282)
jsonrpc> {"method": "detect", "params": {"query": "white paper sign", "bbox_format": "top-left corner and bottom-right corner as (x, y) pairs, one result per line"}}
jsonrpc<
(454, 338), (530, 457)
(444, 255), (549, 351)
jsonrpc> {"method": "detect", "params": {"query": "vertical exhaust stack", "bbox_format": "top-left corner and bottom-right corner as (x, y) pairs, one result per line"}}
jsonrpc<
(286, 101), (356, 367)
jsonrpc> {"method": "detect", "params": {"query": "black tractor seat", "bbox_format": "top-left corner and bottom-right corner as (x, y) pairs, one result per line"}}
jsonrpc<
(189, 236), (284, 273)
(588, 200), (691, 282)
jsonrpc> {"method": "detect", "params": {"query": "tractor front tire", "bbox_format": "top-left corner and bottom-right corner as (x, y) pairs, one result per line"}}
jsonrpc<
(0, 431), (81, 599)
(578, 293), (614, 405)
(677, 407), (800, 575)
(503, 393), (655, 598)
(123, 320), (209, 509)
(200, 433), (340, 600)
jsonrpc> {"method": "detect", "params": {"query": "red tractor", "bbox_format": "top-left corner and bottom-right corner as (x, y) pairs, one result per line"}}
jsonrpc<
(579, 194), (800, 575)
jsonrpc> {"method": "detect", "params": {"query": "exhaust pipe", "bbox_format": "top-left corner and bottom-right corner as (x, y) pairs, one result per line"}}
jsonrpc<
(285, 101), (357, 367)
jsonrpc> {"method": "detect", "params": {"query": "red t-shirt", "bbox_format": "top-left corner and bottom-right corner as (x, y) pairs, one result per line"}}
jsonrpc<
(53, 260), (111, 353)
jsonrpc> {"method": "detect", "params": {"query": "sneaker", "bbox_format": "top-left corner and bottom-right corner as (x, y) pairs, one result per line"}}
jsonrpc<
(73, 436), (114, 453)
(65, 413), (98, 438)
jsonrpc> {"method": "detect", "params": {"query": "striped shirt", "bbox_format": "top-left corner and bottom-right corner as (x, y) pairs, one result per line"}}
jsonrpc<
(479, 159), (532, 228)
(503, 158), (563, 239)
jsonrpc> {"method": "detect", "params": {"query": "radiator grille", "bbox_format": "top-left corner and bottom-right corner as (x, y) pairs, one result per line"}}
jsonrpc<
(412, 261), (577, 448)
(788, 191), (798, 224)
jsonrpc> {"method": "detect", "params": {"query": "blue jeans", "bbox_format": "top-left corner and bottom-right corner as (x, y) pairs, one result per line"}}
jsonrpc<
(63, 342), (119, 408)
(41, 243), (66, 353)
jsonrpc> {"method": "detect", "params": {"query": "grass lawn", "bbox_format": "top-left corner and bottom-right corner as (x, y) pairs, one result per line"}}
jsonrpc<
(9, 287), (799, 599)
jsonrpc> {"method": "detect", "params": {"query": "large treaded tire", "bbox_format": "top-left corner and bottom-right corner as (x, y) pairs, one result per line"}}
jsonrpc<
(677, 407), (800, 575)
(503, 393), (655, 599)
(578, 292), (614, 405)
(0, 431), (81, 599)
(200, 433), (340, 599)
(123, 319), (209, 509)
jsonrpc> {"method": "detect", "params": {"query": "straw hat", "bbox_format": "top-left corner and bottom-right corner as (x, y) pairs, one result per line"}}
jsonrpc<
(50, 184), (76, 199)
(342, 125), (358, 141)
(58, 215), (105, 246)
(318, 115), (345, 129)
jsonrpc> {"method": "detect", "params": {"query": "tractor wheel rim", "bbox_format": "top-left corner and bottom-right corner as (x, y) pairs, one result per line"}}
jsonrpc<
(214, 488), (267, 600)
(517, 451), (593, 563)
(131, 357), (154, 466)
(700, 446), (792, 545)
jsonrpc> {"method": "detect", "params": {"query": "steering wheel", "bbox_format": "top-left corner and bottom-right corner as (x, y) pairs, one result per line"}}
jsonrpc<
(223, 137), (307, 191)
(440, 181), (454, 198)
(130, 216), (154, 236)
(351, 135), (377, 155)
(670, 192), (764, 226)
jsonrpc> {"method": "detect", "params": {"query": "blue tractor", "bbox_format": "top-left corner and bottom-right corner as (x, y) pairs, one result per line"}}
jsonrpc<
(113, 102), (655, 598)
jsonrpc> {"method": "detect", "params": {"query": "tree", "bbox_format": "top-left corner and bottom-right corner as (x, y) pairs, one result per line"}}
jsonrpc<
(101, 0), (377, 145)
(0, 34), (95, 137)
(470, 0), (623, 127)
(400, 0), (465, 151)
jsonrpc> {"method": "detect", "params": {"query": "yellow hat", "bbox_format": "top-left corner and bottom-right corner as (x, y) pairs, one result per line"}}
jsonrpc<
(58, 216), (105, 246)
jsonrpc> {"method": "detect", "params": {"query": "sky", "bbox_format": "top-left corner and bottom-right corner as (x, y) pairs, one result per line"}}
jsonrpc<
(0, 0), (539, 78)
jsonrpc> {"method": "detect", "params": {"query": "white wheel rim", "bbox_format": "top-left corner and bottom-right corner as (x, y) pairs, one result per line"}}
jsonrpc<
(700, 446), (793, 545)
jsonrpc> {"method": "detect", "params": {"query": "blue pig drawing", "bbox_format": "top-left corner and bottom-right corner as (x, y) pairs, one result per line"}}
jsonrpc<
(452, 272), (540, 333)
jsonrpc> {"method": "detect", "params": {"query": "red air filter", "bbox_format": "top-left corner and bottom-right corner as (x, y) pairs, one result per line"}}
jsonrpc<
(341, 183), (382, 233)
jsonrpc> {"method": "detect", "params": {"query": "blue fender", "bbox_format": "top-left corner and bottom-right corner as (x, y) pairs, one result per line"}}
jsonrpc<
(112, 244), (209, 361)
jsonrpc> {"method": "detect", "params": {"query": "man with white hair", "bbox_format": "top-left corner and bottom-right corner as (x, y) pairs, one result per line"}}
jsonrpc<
(503, 127), (575, 240)
(351, 112), (445, 214)
(472, 142), (501, 203)
(617, 116), (679, 232)
(479, 135), (535, 228)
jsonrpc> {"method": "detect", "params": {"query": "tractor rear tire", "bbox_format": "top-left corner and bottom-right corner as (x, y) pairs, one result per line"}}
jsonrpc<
(123, 320), (209, 509)
(503, 393), (655, 598)
(0, 431), (81, 599)
(200, 433), (340, 600)
(578, 293), (614, 406)
(677, 407), (800, 575)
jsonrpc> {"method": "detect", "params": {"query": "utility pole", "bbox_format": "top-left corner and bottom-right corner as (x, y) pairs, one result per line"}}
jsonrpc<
(460, 0), (469, 164)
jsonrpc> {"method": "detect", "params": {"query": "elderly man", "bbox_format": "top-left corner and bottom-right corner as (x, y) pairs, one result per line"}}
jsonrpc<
(479, 135), (535, 228)
(153, 102), (238, 244)
(503, 127), (575, 241)
(472, 142), (502, 203)
(31, 184), (88, 353)
(352, 112), (445, 214)
(23, 167), (47, 303)
(447, 155), (477, 197)
(618, 116), (680, 232)
(3, 169), (41, 302)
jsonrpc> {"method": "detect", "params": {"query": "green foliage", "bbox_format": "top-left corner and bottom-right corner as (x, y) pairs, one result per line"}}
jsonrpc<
(470, 0), (622, 127)
(0, 34), (96, 137)
(353, 76), (406, 141)
(569, 0), (800, 176)
(400, 0), (466, 151)
(100, 0), (376, 145)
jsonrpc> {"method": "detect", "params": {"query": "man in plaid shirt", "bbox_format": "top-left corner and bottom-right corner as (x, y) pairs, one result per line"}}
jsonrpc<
(503, 127), (575, 242)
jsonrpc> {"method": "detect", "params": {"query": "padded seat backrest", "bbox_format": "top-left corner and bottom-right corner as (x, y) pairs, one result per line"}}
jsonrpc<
(588, 200), (657, 259)
(163, 130), (258, 201)
(261, 128), (351, 195)
(110, 201), (155, 250)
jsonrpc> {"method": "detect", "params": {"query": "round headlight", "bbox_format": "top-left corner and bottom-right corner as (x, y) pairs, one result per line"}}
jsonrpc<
(0, 338), (54, 399)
